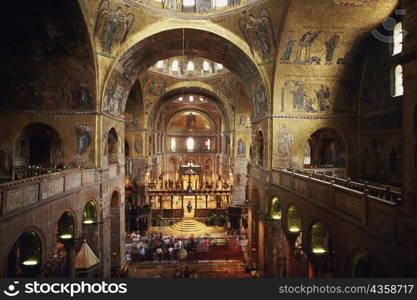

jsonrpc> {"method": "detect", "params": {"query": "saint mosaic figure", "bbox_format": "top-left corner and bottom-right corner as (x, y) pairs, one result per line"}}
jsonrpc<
(94, 0), (135, 54)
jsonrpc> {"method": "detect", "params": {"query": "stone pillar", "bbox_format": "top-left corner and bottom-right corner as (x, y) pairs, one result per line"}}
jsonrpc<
(265, 219), (283, 278)
(257, 217), (265, 273)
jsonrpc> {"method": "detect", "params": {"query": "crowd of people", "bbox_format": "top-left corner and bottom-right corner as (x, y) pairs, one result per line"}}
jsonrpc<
(125, 232), (207, 263)
(124, 231), (241, 264)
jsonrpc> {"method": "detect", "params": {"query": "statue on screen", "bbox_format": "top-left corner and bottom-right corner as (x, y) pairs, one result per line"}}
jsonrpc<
(187, 201), (192, 214)
(186, 112), (197, 127)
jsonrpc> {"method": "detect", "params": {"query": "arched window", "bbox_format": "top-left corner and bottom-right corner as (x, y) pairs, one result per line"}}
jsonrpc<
(156, 60), (164, 69)
(7, 231), (42, 277)
(186, 137), (195, 151)
(183, 0), (195, 7)
(310, 222), (329, 255)
(216, 0), (228, 8)
(172, 60), (179, 72)
(170, 137), (176, 152)
(394, 65), (404, 97)
(187, 61), (194, 71)
(189, 95), (194, 102)
(206, 138), (211, 150)
(287, 206), (301, 233)
(271, 197), (281, 220)
(108, 128), (118, 164)
(217, 63), (223, 70)
(203, 60), (209, 71)
(393, 22), (403, 56)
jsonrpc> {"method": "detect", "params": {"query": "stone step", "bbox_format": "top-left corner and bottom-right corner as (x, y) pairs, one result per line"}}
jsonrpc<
(171, 219), (208, 232)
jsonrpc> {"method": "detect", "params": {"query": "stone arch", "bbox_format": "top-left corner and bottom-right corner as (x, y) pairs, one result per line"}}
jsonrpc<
(101, 28), (270, 123)
(3, 227), (45, 278)
(14, 123), (63, 179)
(108, 128), (119, 164)
(82, 200), (99, 256)
(110, 190), (121, 271)
(347, 249), (388, 277)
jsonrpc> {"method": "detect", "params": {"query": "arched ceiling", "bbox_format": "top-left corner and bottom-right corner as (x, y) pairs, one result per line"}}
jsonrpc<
(125, 0), (265, 19)
(166, 110), (216, 135)
(102, 28), (268, 121)
(150, 86), (231, 131)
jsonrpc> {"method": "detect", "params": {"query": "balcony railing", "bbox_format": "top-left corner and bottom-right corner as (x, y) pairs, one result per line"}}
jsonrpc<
(0, 168), (96, 217)
(293, 169), (401, 203)
(265, 167), (402, 239)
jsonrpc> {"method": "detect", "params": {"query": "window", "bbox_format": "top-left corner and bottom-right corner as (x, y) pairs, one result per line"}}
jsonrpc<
(393, 22), (403, 56)
(394, 64), (404, 97)
(172, 60), (179, 72)
(170, 138), (176, 152)
(216, 0), (228, 8)
(189, 96), (194, 102)
(206, 138), (211, 150)
(187, 61), (194, 71)
(183, 0), (195, 6)
(186, 137), (195, 151)
(156, 60), (164, 69)
(203, 61), (209, 71)
(217, 63), (223, 70)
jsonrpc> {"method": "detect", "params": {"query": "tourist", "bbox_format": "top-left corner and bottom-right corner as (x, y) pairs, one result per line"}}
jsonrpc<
(168, 246), (174, 262)
(156, 247), (163, 262)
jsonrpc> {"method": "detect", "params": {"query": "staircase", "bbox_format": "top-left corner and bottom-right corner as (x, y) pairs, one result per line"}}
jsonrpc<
(171, 219), (207, 232)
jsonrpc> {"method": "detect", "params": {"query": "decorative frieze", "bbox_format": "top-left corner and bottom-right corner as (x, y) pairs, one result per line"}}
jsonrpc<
(6, 185), (38, 212)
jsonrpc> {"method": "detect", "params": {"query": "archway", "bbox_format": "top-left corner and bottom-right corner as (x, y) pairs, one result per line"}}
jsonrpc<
(271, 197), (281, 220)
(110, 191), (121, 273)
(308, 221), (335, 277)
(82, 201), (99, 256)
(351, 250), (386, 277)
(108, 128), (118, 164)
(103, 29), (270, 123)
(55, 211), (76, 277)
(6, 230), (43, 277)
(15, 123), (63, 179)
(304, 128), (346, 169)
(125, 140), (130, 158)
(255, 131), (264, 167)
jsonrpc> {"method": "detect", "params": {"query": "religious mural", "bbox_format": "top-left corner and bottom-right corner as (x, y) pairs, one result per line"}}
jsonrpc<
(249, 78), (268, 120)
(239, 8), (276, 60)
(94, 0), (135, 55)
(146, 79), (167, 97)
(280, 78), (353, 115)
(362, 135), (402, 185)
(103, 75), (130, 116)
(75, 124), (93, 154)
(197, 0), (213, 13)
(134, 135), (143, 154)
(164, 0), (182, 11)
(277, 124), (294, 163)
(237, 139), (245, 155)
(212, 77), (238, 99)
(280, 31), (343, 65)
(2, 65), (94, 112)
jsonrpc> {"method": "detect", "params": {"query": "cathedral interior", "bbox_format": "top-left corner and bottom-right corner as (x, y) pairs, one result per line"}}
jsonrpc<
(1, 0), (417, 278)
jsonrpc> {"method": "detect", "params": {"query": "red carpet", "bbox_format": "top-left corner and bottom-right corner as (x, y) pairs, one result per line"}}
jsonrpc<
(186, 245), (244, 260)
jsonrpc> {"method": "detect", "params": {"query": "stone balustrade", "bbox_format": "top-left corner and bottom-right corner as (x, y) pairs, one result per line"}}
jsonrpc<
(0, 168), (96, 217)
(249, 165), (401, 240)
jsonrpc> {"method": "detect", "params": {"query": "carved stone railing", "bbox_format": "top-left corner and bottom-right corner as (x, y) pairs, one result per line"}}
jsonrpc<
(268, 168), (401, 239)
(0, 168), (96, 217)
(293, 169), (401, 203)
